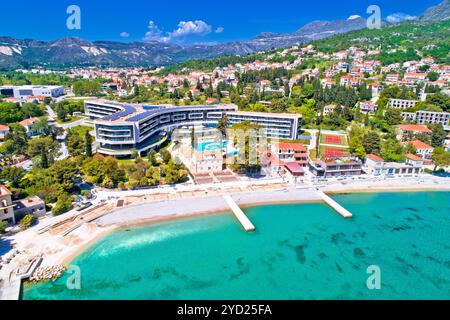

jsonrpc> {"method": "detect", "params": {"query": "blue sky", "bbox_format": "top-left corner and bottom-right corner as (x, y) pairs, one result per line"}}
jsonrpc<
(0, 0), (442, 44)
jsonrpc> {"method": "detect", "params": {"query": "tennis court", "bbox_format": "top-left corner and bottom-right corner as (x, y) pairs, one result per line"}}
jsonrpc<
(324, 135), (343, 145)
(324, 148), (345, 158)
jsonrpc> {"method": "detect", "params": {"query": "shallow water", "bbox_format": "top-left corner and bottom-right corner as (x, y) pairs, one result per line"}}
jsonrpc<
(24, 191), (450, 300)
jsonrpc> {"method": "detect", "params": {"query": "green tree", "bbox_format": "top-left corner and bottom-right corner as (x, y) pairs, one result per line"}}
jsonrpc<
(52, 192), (74, 216)
(429, 124), (447, 148)
(66, 130), (85, 157)
(384, 109), (403, 126)
(160, 149), (172, 164)
(41, 148), (49, 169)
(362, 131), (381, 155)
(0, 221), (7, 234)
(427, 72), (440, 82)
(0, 166), (25, 188)
(27, 136), (60, 167)
(217, 115), (229, 137)
(85, 131), (93, 157)
(147, 149), (158, 166)
(432, 147), (450, 172)
(19, 214), (35, 229)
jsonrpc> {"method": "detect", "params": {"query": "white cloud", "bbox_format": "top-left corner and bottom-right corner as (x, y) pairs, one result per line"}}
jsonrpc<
(171, 20), (212, 38)
(347, 15), (362, 20)
(215, 26), (224, 33)
(144, 20), (170, 43)
(120, 32), (130, 38)
(386, 13), (416, 23)
(143, 20), (215, 43)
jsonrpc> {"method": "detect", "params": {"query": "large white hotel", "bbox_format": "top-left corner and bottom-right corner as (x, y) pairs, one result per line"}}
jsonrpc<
(85, 100), (303, 156)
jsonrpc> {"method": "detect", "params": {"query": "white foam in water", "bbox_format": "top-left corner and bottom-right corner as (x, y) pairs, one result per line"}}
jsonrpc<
(95, 224), (208, 257)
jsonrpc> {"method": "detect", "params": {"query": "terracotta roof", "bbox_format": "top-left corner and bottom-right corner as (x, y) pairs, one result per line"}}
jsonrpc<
(397, 124), (432, 133)
(275, 142), (306, 153)
(367, 154), (384, 162)
(0, 124), (10, 131)
(410, 140), (433, 150)
(405, 153), (423, 161)
(0, 184), (11, 196)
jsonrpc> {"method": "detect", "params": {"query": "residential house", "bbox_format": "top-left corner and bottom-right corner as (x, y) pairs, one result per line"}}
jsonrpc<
(19, 117), (41, 137)
(365, 154), (423, 176)
(409, 140), (433, 164)
(0, 124), (10, 141)
(271, 142), (308, 167)
(0, 185), (15, 224)
(309, 158), (363, 177)
(396, 124), (432, 141)
(13, 196), (47, 220)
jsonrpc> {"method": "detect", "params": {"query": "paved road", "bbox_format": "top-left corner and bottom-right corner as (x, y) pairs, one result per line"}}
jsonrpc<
(45, 105), (57, 119)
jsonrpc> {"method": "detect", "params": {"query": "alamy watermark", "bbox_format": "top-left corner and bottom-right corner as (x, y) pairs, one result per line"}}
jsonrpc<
(366, 265), (381, 290)
(367, 5), (382, 29)
(66, 265), (82, 290)
(67, 5), (81, 30)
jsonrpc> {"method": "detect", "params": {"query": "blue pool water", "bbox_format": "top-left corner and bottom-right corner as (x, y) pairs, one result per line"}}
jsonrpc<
(197, 141), (228, 152)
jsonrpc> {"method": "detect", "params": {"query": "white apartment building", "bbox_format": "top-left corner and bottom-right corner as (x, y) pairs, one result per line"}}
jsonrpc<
(388, 99), (418, 109)
(402, 111), (450, 130)
(0, 85), (64, 100)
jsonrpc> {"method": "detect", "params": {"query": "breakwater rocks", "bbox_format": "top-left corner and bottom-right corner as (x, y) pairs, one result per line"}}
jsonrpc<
(29, 266), (66, 282)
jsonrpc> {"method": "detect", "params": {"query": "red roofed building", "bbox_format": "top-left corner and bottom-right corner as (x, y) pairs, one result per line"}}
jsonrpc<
(409, 140), (434, 163)
(403, 72), (427, 83)
(365, 153), (424, 176)
(284, 162), (305, 177)
(365, 154), (385, 176)
(19, 117), (41, 137)
(271, 142), (308, 167)
(0, 124), (10, 141)
(260, 151), (285, 175)
(405, 153), (424, 167)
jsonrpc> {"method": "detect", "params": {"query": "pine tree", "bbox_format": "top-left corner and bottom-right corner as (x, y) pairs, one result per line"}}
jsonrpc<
(41, 148), (49, 169)
(85, 131), (93, 157)
(364, 112), (370, 127)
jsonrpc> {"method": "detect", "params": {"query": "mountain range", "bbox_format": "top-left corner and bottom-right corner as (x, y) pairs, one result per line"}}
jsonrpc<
(0, 1), (448, 70)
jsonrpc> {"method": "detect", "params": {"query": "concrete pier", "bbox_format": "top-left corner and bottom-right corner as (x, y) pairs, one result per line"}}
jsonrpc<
(223, 195), (256, 232)
(317, 190), (353, 218)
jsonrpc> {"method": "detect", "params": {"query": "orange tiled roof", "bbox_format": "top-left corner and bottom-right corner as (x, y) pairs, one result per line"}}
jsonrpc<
(410, 140), (433, 150)
(367, 154), (384, 162)
(275, 142), (307, 153)
(405, 153), (423, 161)
(397, 124), (432, 133)
(19, 117), (39, 126)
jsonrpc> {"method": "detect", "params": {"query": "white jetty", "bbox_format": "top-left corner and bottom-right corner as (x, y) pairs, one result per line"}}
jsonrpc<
(223, 195), (256, 232)
(317, 190), (353, 218)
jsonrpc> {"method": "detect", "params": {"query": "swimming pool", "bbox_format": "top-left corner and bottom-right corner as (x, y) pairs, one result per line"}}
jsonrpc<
(197, 141), (228, 152)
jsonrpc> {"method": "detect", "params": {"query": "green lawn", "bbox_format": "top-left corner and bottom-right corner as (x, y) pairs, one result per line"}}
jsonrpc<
(55, 116), (84, 124)
(69, 126), (95, 140)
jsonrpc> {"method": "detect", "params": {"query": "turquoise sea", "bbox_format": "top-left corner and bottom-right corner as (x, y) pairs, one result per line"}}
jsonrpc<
(23, 191), (450, 300)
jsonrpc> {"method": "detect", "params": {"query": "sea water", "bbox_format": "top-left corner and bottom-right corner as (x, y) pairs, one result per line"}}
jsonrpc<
(23, 191), (450, 300)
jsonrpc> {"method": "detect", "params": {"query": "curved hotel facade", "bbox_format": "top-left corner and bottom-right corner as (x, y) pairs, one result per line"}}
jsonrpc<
(85, 100), (302, 156)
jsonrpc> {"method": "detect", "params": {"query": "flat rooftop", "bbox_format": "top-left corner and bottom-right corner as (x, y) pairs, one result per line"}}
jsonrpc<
(227, 110), (302, 119)
(88, 99), (237, 123)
